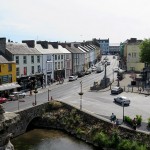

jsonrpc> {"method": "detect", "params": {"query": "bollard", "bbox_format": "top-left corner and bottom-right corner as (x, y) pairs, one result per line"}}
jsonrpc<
(124, 86), (125, 92)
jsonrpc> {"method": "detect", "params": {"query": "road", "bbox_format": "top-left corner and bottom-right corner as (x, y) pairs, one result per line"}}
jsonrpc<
(3, 55), (150, 123)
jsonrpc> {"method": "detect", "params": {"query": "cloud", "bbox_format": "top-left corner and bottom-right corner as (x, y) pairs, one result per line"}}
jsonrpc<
(0, 0), (150, 43)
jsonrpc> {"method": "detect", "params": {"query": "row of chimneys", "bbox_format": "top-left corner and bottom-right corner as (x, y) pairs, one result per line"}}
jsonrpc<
(0, 37), (97, 50)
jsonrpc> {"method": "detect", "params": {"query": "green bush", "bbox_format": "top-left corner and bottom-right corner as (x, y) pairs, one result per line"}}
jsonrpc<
(148, 118), (150, 128)
(110, 130), (121, 148)
(117, 140), (147, 150)
(93, 131), (110, 148)
(124, 116), (133, 126)
(136, 115), (142, 126)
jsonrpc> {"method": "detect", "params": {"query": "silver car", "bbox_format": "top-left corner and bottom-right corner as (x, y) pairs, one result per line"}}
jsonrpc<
(114, 96), (130, 106)
(68, 76), (78, 81)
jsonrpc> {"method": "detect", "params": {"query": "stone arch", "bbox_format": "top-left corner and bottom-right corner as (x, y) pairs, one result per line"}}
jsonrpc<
(26, 116), (42, 132)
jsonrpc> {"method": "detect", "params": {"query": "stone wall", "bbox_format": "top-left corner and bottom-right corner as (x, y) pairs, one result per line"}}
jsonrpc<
(32, 101), (150, 148)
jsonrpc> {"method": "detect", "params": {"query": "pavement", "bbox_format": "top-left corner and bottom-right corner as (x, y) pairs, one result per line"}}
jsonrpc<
(25, 74), (150, 134)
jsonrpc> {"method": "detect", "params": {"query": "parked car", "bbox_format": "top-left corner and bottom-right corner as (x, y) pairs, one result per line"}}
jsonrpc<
(0, 97), (8, 104)
(107, 61), (111, 65)
(85, 70), (91, 75)
(10, 91), (26, 100)
(114, 96), (130, 105)
(91, 66), (97, 72)
(113, 67), (119, 72)
(77, 72), (85, 78)
(111, 86), (123, 94)
(68, 76), (78, 81)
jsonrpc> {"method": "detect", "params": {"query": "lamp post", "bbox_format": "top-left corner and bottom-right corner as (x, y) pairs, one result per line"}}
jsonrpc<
(113, 69), (114, 82)
(34, 80), (38, 105)
(104, 63), (107, 88)
(78, 81), (83, 110)
(122, 102), (125, 122)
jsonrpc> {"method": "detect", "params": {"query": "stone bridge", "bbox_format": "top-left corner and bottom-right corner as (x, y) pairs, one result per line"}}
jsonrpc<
(0, 102), (49, 149)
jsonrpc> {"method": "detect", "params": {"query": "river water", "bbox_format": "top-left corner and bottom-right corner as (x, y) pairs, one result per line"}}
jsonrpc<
(12, 129), (98, 150)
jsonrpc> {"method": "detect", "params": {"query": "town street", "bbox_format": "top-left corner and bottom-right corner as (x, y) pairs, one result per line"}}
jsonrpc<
(3, 56), (150, 124)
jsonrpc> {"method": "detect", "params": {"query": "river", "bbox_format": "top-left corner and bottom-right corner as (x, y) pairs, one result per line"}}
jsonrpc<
(12, 129), (98, 150)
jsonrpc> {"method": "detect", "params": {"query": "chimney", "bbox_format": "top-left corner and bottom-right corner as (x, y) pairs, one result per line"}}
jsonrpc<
(74, 44), (79, 48)
(37, 41), (48, 49)
(67, 43), (71, 47)
(60, 42), (66, 48)
(0, 37), (6, 54)
(22, 40), (35, 48)
(49, 42), (58, 49)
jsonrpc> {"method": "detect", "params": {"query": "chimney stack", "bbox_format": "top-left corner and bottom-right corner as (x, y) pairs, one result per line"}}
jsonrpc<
(22, 40), (35, 48)
(0, 37), (6, 54)
(37, 41), (48, 49)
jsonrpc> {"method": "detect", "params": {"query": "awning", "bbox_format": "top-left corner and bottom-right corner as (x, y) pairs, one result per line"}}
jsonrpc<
(0, 83), (21, 91)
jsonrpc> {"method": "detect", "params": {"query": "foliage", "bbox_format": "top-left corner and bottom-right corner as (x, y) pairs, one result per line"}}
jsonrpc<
(110, 129), (121, 148)
(124, 116), (133, 126)
(76, 127), (85, 135)
(117, 140), (147, 150)
(136, 115), (142, 126)
(93, 131), (110, 148)
(140, 39), (150, 64)
(148, 118), (150, 127)
(48, 101), (62, 110)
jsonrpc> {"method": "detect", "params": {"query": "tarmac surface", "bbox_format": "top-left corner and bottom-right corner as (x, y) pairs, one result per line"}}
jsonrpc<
(26, 73), (150, 134)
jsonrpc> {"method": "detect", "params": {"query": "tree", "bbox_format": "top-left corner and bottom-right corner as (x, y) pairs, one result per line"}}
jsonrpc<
(140, 39), (150, 64)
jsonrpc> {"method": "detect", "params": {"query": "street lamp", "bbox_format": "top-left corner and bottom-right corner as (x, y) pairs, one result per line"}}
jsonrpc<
(113, 69), (114, 82)
(34, 80), (38, 105)
(122, 102), (125, 122)
(78, 81), (83, 110)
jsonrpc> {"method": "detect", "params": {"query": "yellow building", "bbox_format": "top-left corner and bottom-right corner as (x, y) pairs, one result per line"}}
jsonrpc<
(126, 40), (144, 72)
(0, 55), (20, 97)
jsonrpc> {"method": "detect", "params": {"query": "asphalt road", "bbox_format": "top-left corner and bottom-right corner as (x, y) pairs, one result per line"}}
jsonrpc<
(3, 55), (150, 124)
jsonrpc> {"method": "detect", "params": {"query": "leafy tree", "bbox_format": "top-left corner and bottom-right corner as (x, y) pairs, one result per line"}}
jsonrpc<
(140, 39), (150, 64)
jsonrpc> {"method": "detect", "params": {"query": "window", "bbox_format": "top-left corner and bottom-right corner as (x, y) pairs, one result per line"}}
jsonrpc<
(37, 56), (40, 63)
(37, 65), (41, 73)
(23, 56), (27, 64)
(61, 61), (63, 69)
(55, 62), (57, 70)
(55, 55), (57, 60)
(16, 56), (19, 64)
(31, 66), (34, 74)
(58, 62), (60, 69)
(47, 55), (51, 61)
(8, 64), (12, 72)
(58, 55), (60, 60)
(31, 56), (34, 63)
(61, 55), (63, 59)
(24, 67), (27, 75)
(16, 68), (20, 76)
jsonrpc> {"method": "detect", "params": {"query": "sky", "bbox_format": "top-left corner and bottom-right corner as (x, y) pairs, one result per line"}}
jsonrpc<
(0, 0), (150, 44)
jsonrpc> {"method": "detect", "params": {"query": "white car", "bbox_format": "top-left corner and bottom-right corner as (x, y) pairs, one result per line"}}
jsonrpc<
(68, 76), (78, 81)
(113, 68), (120, 72)
(114, 96), (130, 106)
(12, 91), (26, 98)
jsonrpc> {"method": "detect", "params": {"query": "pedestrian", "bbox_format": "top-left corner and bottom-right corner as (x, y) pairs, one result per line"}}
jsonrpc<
(110, 113), (116, 122)
(115, 119), (120, 125)
(132, 118), (137, 130)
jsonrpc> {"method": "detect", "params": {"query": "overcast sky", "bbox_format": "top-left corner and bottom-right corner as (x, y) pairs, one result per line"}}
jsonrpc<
(0, 0), (150, 43)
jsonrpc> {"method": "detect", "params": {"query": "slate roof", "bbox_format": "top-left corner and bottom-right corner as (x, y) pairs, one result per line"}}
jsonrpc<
(6, 43), (41, 55)
(65, 44), (84, 54)
(0, 55), (9, 63)
(0, 55), (15, 64)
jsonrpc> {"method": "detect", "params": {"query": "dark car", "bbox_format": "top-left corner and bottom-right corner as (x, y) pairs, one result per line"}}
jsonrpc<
(111, 86), (123, 94)
(77, 72), (85, 78)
